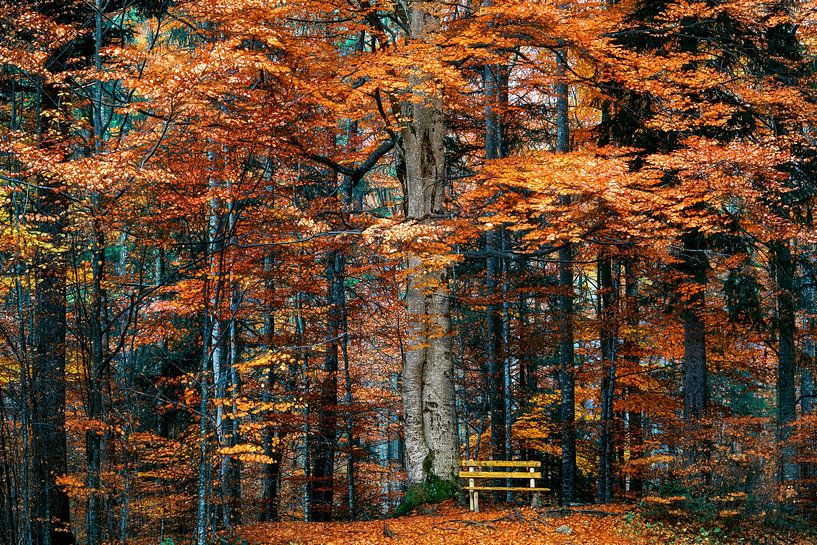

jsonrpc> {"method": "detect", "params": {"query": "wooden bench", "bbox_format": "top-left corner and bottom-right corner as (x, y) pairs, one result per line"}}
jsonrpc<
(459, 460), (549, 512)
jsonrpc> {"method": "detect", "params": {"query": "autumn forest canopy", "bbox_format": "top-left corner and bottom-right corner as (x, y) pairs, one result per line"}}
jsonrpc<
(3, 0), (817, 544)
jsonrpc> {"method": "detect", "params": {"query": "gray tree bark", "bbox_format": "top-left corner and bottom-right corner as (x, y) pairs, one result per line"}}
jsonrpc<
(399, 0), (458, 488)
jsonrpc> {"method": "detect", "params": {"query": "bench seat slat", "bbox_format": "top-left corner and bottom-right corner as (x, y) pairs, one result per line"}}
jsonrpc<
(463, 486), (550, 492)
(458, 471), (541, 479)
(461, 460), (540, 468)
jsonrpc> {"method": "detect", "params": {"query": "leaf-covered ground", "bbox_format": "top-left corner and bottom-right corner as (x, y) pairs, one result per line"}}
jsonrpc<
(238, 502), (817, 545)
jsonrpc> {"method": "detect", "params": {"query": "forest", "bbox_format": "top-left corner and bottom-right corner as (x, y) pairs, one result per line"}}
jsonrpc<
(2, 0), (817, 544)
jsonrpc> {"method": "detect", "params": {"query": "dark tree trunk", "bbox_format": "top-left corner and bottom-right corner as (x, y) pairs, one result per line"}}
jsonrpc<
(261, 433), (284, 522)
(31, 179), (74, 545)
(86, 222), (107, 545)
(484, 60), (507, 461)
(309, 251), (342, 521)
(340, 263), (356, 519)
(28, 3), (80, 539)
(680, 231), (708, 421)
(801, 367), (815, 490)
(225, 305), (243, 527)
(597, 257), (616, 503)
(260, 254), (283, 522)
(555, 47), (576, 506)
(772, 241), (798, 485)
(486, 229), (505, 460)
(0, 403), (17, 545)
(623, 261), (645, 495)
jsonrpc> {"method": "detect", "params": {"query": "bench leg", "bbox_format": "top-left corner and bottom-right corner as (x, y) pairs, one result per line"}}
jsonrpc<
(474, 491), (479, 513)
(531, 492), (541, 508)
(468, 474), (475, 511)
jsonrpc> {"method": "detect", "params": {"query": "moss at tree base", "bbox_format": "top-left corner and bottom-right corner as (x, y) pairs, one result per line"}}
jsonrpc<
(393, 474), (460, 517)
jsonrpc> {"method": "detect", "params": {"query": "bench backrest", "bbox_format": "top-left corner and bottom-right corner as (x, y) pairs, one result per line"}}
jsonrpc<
(461, 460), (540, 468)
(459, 460), (541, 479)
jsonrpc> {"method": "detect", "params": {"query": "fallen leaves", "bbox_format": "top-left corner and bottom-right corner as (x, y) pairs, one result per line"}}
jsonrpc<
(240, 503), (645, 545)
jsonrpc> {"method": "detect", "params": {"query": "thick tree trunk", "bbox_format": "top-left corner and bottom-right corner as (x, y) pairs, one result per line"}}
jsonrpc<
(402, 258), (457, 483)
(398, 1), (458, 497)
(31, 177), (74, 545)
(28, 8), (77, 535)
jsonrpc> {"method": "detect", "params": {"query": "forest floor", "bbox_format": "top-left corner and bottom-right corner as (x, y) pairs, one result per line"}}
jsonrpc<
(238, 501), (817, 545)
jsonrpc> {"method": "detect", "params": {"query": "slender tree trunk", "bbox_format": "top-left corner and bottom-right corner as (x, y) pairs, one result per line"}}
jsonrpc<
(196, 308), (213, 545)
(803, 271), (816, 423)
(0, 403), (17, 545)
(501, 233), (514, 500)
(14, 234), (33, 545)
(296, 292), (312, 522)
(222, 197), (242, 528)
(484, 58), (508, 461)
(623, 260), (645, 495)
(197, 171), (223, 545)
(803, 371), (816, 415)
(772, 241), (798, 486)
(86, 219), (107, 545)
(310, 250), (342, 521)
(802, 367), (815, 490)
(555, 47), (576, 506)
(486, 229), (505, 459)
(340, 269), (356, 519)
(597, 257), (616, 503)
(681, 231), (708, 421)
(225, 287), (242, 527)
(260, 254), (283, 522)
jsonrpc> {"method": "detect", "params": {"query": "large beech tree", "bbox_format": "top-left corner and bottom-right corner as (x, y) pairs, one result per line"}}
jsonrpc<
(398, 0), (458, 490)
